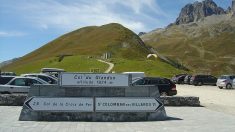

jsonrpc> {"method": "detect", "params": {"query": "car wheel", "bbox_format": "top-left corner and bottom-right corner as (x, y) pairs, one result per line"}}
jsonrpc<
(198, 82), (202, 86)
(226, 84), (232, 89)
(218, 86), (223, 89)
(161, 92), (168, 96)
(1, 91), (11, 94)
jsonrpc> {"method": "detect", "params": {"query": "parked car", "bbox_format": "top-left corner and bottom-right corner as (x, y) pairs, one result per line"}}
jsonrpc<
(184, 75), (192, 84)
(233, 79), (235, 88)
(122, 72), (145, 82)
(41, 68), (65, 78)
(0, 77), (48, 94)
(190, 74), (217, 86)
(132, 77), (177, 96)
(171, 75), (187, 84)
(217, 75), (235, 89)
(0, 76), (15, 85)
(0, 72), (16, 76)
(21, 73), (58, 84)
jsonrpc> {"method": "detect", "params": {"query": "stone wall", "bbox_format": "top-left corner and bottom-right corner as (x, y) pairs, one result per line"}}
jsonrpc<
(161, 96), (200, 106)
(0, 94), (200, 107)
(0, 94), (27, 106)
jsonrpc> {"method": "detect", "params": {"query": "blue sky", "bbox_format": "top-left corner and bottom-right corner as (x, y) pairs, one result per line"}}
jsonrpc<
(0, 0), (232, 62)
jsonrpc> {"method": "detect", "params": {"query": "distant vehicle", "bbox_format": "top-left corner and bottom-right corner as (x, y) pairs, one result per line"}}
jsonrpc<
(0, 72), (16, 76)
(233, 79), (235, 88)
(41, 68), (65, 78)
(132, 77), (177, 96)
(0, 76), (15, 85)
(171, 74), (187, 84)
(217, 75), (235, 89)
(21, 73), (58, 84)
(184, 75), (192, 84)
(122, 72), (145, 82)
(190, 75), (217, 86)
(0, 77), (48, 94)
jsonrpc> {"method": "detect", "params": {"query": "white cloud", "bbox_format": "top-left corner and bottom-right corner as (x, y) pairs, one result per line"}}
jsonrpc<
(8, 0), (167, 33)
(0, 31), (26, 37)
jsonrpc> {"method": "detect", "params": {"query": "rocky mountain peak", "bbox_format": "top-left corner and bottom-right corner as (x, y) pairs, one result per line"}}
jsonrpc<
(232, 0), (235, 13)
(175, 0), (225, 25)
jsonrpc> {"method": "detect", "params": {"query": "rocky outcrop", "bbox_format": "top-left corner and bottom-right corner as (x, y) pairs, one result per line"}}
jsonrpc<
(138, 32), (146, 36)
(232, 0), (235, 12)
(232, 0), (235, 16)
(175, 0), (225, 25)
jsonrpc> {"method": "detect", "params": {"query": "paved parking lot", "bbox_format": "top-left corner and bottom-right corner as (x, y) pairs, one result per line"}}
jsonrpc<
(0, 106), (235, 132)
(1, 85), (235, 132)
(176, 84), (235, 115)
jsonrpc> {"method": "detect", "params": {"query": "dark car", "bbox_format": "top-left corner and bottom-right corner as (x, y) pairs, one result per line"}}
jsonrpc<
(0, 76), (15, 85)
(184, 75), (192, 84)
(0, 72), (16, 76)
(132, 77), (177, 96)
(171, 74), (187, 84)
(190, 74), (217, 86)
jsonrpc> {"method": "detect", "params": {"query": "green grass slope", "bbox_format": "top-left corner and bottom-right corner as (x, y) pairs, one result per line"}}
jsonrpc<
(141, 17), (235, 75)
(112, 58), (185, 78)
(2, 23), (186, 77)
(17, 23), (150, 63)
(3, 55), (108, 75)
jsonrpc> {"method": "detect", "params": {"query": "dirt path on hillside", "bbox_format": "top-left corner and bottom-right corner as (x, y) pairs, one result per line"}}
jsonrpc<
(97, 59), (114, 73)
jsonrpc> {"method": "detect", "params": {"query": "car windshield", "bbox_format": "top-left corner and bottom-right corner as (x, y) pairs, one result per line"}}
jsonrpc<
(132, 78), (145, 85)
(36, 78), (49, 84)
(219, 76), (227, 79)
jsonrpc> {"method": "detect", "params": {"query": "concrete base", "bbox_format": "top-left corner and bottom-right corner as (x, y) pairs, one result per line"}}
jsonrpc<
(19, 85), (167, 121)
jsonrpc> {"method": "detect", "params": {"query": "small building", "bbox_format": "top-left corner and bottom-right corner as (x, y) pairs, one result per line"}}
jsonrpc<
(102, 52), (112, 59)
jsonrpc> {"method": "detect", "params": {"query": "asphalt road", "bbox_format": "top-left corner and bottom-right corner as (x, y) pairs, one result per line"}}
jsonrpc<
(0, 106), (235, 132)
(176, 84), (235, 115)
(1, 85), (235, 131)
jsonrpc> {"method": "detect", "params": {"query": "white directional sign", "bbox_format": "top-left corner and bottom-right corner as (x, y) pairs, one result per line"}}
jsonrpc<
(60, 73), (130, 87)
(96, 97), (163, 112)
(24, 97), (93, 112)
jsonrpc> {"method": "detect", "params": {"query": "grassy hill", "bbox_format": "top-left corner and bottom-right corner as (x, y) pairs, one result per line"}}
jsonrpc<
(1, 23), (185, 77)
(3, 55), (109, 75)
(141, 16), (235, 75)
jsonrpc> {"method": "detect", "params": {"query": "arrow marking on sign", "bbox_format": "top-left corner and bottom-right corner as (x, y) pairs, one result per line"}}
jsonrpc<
(155, 98), (163, 111)
(24, 97), (34, 110)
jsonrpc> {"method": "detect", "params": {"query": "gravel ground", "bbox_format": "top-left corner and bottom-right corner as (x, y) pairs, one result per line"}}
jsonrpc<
(176, 84), (235, 115)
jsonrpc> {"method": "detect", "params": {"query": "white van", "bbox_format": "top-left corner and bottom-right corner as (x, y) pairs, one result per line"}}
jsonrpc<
(122, 72), (145, 82)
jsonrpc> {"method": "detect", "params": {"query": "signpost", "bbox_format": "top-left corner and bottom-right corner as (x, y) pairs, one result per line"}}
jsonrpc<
(96, 97), (163, 112)
(60, 73), (130, 87)
(24, 97), (163, 112)
(24, 97), (93, 112)
(20, 72), (166, 121)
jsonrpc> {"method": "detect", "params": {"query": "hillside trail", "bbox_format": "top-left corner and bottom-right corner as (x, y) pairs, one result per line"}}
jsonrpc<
(184, 38), (217, 59)
(97, 59), (114, 73)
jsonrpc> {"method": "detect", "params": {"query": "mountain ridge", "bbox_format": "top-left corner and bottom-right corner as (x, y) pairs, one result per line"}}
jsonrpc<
(141, 0), (235, 75)
(175, 0), (234, 25)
